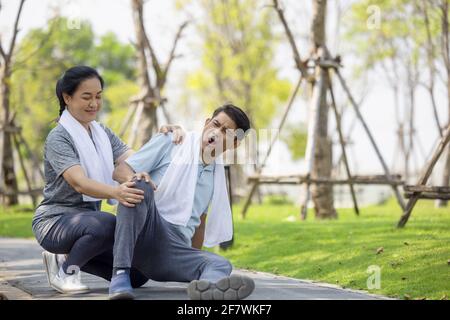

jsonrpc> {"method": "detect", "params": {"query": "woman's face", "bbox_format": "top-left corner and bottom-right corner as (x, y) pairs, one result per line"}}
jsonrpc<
(63, 77), (103, 127)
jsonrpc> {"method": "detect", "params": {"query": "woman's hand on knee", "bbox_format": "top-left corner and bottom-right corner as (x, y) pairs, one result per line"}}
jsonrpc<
(114, 181), (146, 207)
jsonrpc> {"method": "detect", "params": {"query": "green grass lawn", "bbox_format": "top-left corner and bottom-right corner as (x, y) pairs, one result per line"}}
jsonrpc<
(219, 199), (450, 300)
(0, 205), (36, 238)
(1, 199), (449, 299)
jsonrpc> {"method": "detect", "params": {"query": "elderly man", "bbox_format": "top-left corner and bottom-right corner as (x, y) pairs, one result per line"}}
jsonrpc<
(109, 103), (255, 300)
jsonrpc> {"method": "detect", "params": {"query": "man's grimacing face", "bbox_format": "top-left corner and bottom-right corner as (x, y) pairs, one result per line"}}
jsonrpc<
(201, 111), (242, 161)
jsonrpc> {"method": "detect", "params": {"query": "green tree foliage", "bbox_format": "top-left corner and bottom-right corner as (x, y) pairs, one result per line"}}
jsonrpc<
(281, 124), (308, 160)
(103, 79), (139, 136)
(91, 32), (137, 88)
(344, 0), (436, 79)
(181, 0), (291, 130)
(10, 17), (137, 159)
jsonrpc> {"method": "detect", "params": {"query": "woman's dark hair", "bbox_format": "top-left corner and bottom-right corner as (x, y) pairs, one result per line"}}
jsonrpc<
(56, 66), (104, 116)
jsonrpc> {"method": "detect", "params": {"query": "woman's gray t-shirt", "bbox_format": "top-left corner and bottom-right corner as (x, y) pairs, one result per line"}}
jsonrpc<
(32, 123), (129, 244)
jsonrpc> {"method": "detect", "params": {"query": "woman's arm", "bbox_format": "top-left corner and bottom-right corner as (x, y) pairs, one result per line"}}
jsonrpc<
(63, 165), (145, 207)
(113, 161), (137, 184)
(115, 149), (134, 167)
(113, 162), (157, 189)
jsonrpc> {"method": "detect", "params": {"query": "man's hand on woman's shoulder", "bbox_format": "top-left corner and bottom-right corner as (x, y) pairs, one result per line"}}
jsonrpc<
(159, 124), (186, 145)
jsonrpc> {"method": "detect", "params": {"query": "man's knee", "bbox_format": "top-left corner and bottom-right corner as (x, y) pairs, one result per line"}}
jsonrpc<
(133, 178), (155, 200)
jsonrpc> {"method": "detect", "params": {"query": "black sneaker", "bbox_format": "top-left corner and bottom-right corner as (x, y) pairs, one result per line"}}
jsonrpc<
(187, 274), (255, 300)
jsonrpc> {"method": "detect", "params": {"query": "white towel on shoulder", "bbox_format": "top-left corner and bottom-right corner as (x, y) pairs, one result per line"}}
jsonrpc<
(58, 109), (117, 204)
(154, 131), (233, 247)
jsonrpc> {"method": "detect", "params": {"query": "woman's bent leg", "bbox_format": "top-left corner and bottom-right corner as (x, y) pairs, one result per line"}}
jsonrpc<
(41, 211), (116, 274)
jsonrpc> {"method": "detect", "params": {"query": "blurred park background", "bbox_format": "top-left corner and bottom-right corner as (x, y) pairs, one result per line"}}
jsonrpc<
(0, 0), (449, 299)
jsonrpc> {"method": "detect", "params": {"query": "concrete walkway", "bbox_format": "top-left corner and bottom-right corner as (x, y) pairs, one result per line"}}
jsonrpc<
(0, 238), (388, 300)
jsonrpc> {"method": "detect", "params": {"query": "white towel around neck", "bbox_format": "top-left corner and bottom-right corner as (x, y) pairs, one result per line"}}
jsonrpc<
(58, 109), (117, 205)
(154, 131), (233, 247)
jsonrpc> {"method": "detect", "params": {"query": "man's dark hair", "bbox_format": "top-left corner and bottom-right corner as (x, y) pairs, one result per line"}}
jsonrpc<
(212, 103), (251, 139)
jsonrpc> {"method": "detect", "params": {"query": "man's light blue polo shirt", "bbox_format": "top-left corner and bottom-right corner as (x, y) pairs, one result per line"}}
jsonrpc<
(125, 133), (214, 245)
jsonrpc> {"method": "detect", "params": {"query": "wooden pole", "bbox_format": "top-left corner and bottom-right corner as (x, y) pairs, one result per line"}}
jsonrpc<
(119, 102), (137, 138)
(327, 70), (360, 215)
(272, 0), (309, 78)
(16, 129), (44, 180)
(241, 75), (303, 217)
(128, 100), (145, 148)
(404, 192), (450, 200)
(398, 124), (450, 227)
(220, 165), (234, 249)
(241, 181), (259, 218)
(160, 100), (172, 124)
(404, 185), (450, 193)
(335, 68), (406, 211)
(12, 131), (36, 207)
(262, 77), (303, 169)
(248, 174), (403, 185)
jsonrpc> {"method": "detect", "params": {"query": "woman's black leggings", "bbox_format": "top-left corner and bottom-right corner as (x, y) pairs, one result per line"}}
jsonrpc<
(40, 210), (148, 288)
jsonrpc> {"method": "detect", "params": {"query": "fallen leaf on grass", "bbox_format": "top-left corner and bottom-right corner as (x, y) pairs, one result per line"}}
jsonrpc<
(376, 247), (384, 255)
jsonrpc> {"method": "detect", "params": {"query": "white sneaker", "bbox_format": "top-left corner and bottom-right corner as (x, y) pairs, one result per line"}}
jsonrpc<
(50, 270), (90, 294)
(42, 251), (89, 293)
(42, 251), (61, 286)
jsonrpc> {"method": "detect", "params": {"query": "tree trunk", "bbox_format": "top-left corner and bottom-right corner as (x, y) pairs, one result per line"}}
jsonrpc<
(311, 71), (337, 219)
(309, 0), (336, 219)
(131, 0), (158, 148)
(136, 101), (158, 148)
(0, 65), (18, 205)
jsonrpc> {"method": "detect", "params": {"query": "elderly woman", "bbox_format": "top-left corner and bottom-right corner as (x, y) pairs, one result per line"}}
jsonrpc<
(32, 65), (184, 294)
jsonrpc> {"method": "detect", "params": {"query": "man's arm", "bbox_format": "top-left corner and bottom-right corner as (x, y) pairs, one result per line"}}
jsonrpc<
(113, 124), (185, 182)
(191, 213), (207, 249)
